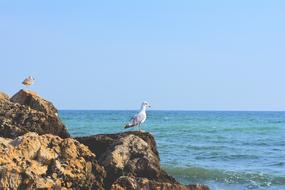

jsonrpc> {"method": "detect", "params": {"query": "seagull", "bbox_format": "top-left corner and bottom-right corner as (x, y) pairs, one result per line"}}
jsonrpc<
(124, 101), (151, 131)
(22, 76), (35, 88)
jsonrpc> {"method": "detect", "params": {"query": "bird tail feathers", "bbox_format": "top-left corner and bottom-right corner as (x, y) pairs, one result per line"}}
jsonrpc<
(124, 124), (134, 129)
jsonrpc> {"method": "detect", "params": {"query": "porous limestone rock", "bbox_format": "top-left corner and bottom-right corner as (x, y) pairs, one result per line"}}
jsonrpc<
(0, 90), (69, 138)
(0, 132), (105, 190)
(77, 131), (210, 190)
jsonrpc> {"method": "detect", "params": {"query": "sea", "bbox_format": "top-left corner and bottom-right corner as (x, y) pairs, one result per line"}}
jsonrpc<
(60, 110), (285, 190)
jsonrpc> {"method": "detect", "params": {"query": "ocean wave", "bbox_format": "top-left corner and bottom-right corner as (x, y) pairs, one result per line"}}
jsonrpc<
(163, 165), (285, 187)
(221, 126), (281, 132)
(267, 120), (285, 124)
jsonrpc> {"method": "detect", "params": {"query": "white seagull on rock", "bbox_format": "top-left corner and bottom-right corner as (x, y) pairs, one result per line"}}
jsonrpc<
(22, 76), (35, 88)
(124, 101), (151, 131)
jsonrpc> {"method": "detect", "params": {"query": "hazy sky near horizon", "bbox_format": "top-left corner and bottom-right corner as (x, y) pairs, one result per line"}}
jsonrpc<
(0, 1), (284, 110)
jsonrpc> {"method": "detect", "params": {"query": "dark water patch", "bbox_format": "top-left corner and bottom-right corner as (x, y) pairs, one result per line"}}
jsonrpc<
(221, 154), (260, 161)
(267, 120), (285, 124)
(267, 162), (284, 167)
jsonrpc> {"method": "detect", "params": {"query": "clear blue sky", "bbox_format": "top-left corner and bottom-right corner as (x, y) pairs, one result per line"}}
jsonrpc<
(0, 0), (284, 110)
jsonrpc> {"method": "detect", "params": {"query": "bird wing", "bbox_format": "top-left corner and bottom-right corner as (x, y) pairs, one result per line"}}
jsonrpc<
(124, 112), (145, 128)
(22, 78), (33, 85)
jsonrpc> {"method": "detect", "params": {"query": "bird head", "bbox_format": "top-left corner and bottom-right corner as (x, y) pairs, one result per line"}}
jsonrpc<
(28, 76), (35, 81)
(141, 101), (151, 109)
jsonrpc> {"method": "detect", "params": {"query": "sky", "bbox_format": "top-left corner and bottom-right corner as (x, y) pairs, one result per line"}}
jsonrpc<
(0, 0), (284, 110)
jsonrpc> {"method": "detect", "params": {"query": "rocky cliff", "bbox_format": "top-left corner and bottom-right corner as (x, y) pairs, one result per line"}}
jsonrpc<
(0, 132), (105, 189)
(0, 90), (209, 190)
(77, 132), (209, 190)
(10, 90), (59, 116)
(0, 90), (70, 139)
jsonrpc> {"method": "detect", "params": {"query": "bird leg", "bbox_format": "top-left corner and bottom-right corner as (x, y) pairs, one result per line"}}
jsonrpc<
(138, 124), (141, 132)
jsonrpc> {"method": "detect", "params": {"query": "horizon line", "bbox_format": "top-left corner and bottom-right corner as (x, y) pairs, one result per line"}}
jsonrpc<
(58, 109), (285, 112)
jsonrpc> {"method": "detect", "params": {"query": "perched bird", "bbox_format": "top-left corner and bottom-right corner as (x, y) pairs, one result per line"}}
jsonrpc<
(124, 101), (151, 131)
(22, 76), (35, 88)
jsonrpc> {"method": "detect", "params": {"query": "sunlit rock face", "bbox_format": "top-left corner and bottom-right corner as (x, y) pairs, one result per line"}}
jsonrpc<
(0, 90), (70, 138)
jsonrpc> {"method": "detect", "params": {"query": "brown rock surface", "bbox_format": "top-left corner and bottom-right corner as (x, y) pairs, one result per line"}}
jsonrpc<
(111, 176), (210, 190)
(10, 89), (58, 116)
(0, 92), (9, 100)
(77, 131), (210, 190)
(0, 132), (105, 190)
(0, 90), (69, 138)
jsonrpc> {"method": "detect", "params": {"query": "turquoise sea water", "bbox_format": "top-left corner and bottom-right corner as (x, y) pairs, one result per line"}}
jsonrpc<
(60, 111), (285, 190)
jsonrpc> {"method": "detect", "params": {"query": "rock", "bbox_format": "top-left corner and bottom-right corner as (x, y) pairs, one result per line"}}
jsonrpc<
(10, 90), (58, 116)
(0, 132), (106, 190)
(0, 90), (70, 138)
(111, 176), (210, 190)
(0, 92), (9, 101)
(76, 131), (209, 190)
(0, 89), (210, 189)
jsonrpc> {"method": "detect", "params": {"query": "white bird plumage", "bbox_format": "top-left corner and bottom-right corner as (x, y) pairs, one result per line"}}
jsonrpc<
(124, 101), (151, 131)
